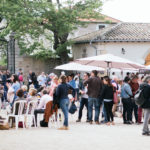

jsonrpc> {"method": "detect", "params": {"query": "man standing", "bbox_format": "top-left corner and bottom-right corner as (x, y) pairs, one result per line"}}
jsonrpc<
(129, 75), (139, 123)
(76, 73), (90, 122)
(17, 68), (22, 76)
(27, 70), (33, 88)
(68, 74), (76, 89)
(84, 70), (102, 124)
(37, 72), (47, 87)
(6, 70), (11, 79)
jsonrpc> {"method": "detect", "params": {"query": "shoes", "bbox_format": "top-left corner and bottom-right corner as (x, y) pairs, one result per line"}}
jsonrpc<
(111, 122), (115, 125)
(86, 120), (90, 123)
(123, 121), (128, 124)
(106, 122), (111, 126)
(40, 122), (48, 127)
(101, 120), (107, 124)
(76, 119), (81, 122)
(138, 122), (143, 124)
(95, 121), (100, 125)
(89, 121), (93, 124)
(142, 132), (150, 136)
(126, 121), (132, 125)
(58, 126), (69, 130)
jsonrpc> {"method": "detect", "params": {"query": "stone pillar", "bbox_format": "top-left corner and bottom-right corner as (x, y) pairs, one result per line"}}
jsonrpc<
(8, 32), (15, 74)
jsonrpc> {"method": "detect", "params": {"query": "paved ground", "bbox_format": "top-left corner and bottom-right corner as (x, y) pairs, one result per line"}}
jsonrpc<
(0, 112), (150, 150)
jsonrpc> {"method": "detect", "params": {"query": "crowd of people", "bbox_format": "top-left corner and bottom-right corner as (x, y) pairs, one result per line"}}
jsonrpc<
(0, 69), (150, 136)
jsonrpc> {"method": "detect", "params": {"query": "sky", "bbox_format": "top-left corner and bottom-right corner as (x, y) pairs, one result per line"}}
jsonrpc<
(102, 0), (150, 23)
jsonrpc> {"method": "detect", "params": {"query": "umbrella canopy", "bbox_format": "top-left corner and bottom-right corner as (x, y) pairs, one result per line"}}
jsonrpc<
(74, 54), (145, 70)
(55, 62), (105, 72)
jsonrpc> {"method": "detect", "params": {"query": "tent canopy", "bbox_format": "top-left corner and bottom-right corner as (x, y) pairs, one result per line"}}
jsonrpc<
(74, 54), (145, 70)
(55, 62), (105, 72)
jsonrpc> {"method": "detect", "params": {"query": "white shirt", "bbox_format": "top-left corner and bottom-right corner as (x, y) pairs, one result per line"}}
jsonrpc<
(37, 75), (47, 86)
(82, 86), (88, 99)
(7, 87), (14, 103)
(37, 94), (51, 109)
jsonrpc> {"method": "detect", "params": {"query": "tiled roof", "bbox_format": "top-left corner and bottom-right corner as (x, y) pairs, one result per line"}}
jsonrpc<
(79, 14), (121, 23)
(73, 23), (150, 44)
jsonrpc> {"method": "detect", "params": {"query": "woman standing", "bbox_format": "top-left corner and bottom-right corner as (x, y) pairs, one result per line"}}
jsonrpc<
(56, 75), (75, 130)
(49, 76), (59, 101)
(31, 72), (39, 89)
(101, 76), (114, 125)
(11, 74), (21, 106)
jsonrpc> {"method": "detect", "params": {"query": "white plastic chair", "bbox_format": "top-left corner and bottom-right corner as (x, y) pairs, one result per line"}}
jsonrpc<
(37, 114), (44, 127)
(49, 109), (64, 128)
(25, 100), (38, 128)
(8, 100), (27, 130)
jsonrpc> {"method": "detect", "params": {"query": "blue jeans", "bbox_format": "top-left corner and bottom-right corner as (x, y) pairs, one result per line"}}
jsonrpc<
(60, 98), (69, 127)
(102, 102), (108, 122)
(88, 97), (101, 122)
(78, 97), (88, 120)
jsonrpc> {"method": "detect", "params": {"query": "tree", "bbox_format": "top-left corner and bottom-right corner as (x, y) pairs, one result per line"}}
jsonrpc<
(0, 0), (103, 63)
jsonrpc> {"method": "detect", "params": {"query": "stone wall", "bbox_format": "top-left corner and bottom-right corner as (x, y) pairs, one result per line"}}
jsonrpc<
(15, 41), (61, 81)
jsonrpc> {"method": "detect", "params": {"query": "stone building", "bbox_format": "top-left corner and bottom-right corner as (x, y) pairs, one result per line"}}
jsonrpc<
(69, 14), (121, 39)
(13, 14), (121, 76)
(1, 14), (121, 77)
(73, 23), (150, 65)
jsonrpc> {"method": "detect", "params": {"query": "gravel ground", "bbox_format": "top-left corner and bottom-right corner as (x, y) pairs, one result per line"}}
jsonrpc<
(0, 111), (150, 150)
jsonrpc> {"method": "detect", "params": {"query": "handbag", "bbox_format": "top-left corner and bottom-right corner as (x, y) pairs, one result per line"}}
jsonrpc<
(69, 101), (77, 114)
(113, 92), (118, 104)
(40, 119), (48, 127)
(0, 116), (9, 130)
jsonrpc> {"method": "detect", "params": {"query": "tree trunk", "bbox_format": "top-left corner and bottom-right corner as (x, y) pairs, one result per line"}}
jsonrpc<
(53, 31), (59, 50)
(53, 31), (69, 64)
(59, 50), (69, 64)
(59, 33), (69, 64)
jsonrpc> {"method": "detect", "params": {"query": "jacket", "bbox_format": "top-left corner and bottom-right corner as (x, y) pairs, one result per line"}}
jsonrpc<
(56, 83), (75, 100)
(121, 83), (132, 99)
(44, 101), (58, 123)
(141, 83), (150, 108)
(84, 76), (102, 98)
(129, 81), (139, 96)
(101, 84), (114, 100)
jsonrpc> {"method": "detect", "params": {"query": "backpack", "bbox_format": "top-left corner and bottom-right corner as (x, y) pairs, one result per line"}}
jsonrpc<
(134, 85), (147, 106)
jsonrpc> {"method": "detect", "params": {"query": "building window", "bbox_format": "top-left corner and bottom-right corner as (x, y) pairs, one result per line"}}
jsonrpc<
(99, 25), (105, 30)
(82, 47), (87, 58)
(96, 24), (106, 30)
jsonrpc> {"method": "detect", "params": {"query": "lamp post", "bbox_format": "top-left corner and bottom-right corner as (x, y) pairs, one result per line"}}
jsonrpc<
(105, 61), (111, 76)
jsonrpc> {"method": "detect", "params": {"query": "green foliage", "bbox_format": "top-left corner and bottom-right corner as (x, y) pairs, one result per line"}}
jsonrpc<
(0, 40), (7, 66)
(0, 56), (7, 66)
(0, 0), (103, 62)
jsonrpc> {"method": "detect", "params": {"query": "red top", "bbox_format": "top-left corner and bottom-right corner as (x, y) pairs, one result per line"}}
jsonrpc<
(19, 75), (23, 82)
